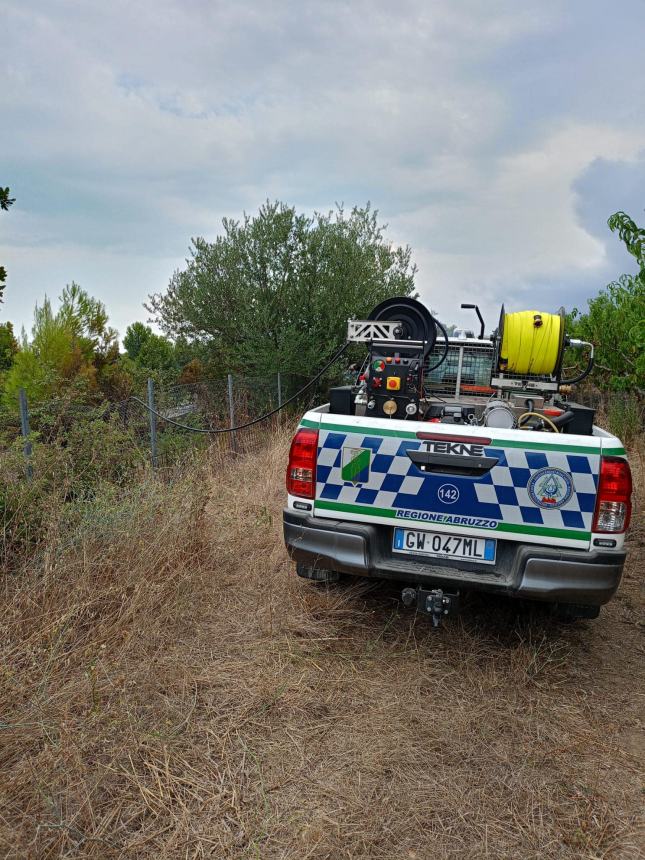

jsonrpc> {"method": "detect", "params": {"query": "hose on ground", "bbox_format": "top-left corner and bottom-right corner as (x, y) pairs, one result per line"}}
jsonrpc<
(130, 341), (350, 434)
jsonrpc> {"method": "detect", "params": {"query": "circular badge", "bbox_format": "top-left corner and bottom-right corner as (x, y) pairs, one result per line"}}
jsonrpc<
(528, 467), (573, 509)
(438, 483), (459, 505)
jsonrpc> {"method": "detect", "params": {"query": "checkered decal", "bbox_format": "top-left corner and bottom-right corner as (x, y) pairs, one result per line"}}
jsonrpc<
(316, 430), (599, 534)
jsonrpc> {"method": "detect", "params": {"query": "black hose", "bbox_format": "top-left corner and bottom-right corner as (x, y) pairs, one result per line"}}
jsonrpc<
(518, 409), (576, 431)
(561, 354), (594, 386)
(550, 410), (575, 429)
(130, 341), (350, 434)
(425, 319), (449, 373)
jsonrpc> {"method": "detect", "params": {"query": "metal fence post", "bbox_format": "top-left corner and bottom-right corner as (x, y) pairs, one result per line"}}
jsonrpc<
(18, 388), (33, 481)
(455, 345), (465, 397)
(277, 372), (283, 408)
(147, 377), (158, 468)
(227, 373), (237, 453)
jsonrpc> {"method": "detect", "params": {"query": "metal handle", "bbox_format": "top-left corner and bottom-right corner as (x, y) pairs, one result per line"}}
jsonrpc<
(407, 449), (499, 477)
(460, 303), (485, 340)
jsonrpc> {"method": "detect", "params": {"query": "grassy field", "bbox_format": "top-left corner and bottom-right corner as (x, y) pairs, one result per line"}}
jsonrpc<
(1, 428), (643, 858)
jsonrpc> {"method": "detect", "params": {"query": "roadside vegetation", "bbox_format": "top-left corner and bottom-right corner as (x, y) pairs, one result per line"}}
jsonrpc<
(568, 211), (645, 395)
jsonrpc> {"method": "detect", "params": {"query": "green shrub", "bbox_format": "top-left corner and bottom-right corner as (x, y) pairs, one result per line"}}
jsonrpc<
(605, 396), (643, 447)
(0, 402), (147, 568)
(0, 440), (63, 566)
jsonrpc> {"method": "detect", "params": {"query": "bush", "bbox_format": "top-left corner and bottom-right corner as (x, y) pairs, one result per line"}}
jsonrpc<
(0, 440), (59, 567)
(0, 402), (146, 567)
(605, 395), (643, 447)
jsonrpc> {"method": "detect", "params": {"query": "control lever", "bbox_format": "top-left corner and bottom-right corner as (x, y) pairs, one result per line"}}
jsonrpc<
(461, 303), (485, 340)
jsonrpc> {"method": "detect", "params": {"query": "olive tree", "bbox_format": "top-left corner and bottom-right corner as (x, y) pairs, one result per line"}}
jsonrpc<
(147, 202), (416, 379)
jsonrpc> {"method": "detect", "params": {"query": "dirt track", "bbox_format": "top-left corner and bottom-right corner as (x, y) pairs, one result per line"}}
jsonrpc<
(2, 433), (643, 858)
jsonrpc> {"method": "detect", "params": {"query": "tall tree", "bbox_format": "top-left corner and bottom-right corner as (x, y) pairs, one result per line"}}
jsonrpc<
(123, 322), (153, 360)
(1, 186), (16, 303)
(123, 321), (180, 380)
(0, 322), (18, 371)
(570, 211), (645, 392)
(2, 285), (119, 406)
(147, 202), (416, 379)
(58, 282), (117, 359)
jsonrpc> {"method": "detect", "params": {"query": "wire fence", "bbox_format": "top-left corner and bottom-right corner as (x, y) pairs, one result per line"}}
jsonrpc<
(0, 374), (642, 483)
(0, 373), (316, 478)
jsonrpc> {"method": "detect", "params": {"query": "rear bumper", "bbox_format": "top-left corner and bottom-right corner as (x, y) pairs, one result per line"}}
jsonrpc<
(283, 510), (626, 606)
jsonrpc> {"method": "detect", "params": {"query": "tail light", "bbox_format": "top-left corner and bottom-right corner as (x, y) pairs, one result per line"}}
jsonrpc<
(592, 457), (632, 533)
(286, 428), (319, 498)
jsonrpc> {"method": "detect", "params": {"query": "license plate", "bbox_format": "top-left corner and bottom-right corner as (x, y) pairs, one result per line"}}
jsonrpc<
(393, 528), (497, 564)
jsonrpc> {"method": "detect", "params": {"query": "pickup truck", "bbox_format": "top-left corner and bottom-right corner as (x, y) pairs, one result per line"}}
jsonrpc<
(283, 400), (632, 623)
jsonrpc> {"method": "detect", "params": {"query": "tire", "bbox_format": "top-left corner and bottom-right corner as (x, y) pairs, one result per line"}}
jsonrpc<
(295, 562), (342, 584)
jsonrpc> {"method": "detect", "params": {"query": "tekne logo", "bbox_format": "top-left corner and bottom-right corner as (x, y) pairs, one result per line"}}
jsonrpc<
(528, 467), (573, 509)
(341, 447), (370, 485)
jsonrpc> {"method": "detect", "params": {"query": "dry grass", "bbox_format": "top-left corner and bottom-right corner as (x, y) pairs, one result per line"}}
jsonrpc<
(1, 425), (643, 859)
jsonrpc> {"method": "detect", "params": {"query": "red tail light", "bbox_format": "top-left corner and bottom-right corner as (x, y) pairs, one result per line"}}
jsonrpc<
(286, 428), (319, 498)
(592, 457), (632, 533)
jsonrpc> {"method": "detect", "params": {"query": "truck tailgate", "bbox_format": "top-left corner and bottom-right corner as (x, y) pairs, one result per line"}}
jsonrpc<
(306, 414), (602, 550)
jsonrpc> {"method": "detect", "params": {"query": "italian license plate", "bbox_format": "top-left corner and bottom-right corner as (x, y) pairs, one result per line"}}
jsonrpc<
(393, 528), (497, 564)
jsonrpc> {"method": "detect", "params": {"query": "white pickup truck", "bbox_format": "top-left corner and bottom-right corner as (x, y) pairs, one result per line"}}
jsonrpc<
(283, 321), (633, 624)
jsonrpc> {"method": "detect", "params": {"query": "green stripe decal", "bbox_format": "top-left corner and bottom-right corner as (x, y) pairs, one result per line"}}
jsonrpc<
(314, 500), (590, 542)
(603, 446), (626, 456)
(301, 417), (603, 454)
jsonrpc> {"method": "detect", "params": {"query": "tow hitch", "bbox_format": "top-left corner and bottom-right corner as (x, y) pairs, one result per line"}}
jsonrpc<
(401, 587), (460, 627)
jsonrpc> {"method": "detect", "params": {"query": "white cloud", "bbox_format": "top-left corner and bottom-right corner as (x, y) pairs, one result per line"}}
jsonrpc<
(395, 124), (645, 327)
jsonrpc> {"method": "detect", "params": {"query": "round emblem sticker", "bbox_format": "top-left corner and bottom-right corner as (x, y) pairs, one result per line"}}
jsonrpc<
(528, 467), (573, 509)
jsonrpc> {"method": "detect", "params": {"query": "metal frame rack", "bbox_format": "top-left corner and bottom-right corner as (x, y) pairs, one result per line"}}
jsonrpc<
(424, 338), (495, 399)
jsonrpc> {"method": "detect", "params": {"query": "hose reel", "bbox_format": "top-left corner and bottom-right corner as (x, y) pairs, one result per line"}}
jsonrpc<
(347, 297), (448, 418)
(498, 306), (565, 376)
(494, 305), (594, 390)
(367, 297), (438, 357)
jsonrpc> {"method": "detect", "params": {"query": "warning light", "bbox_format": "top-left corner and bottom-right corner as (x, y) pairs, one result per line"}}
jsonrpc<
(394, 356), (401, 364)
(385, 356), (393, 364)
(386, 377), (401, 391)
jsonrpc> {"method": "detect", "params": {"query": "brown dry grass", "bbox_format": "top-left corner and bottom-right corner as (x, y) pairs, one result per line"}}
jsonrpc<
(1, 426), (643, 859)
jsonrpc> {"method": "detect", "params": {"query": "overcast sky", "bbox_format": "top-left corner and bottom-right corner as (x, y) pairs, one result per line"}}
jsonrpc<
(1, 0), (644, 341)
